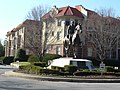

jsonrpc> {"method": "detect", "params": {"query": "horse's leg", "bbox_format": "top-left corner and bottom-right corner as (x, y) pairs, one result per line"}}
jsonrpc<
(65, 48), (68, 57)
(73, 45), (76, 58)
(70, 36), (72, 45)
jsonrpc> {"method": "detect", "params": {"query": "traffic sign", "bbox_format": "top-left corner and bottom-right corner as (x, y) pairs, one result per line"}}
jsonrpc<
(99, 62), (105, 72)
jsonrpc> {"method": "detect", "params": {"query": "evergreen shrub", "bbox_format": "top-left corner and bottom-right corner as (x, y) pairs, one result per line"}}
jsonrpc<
(43, 54), (62, 61)
(28, 55), (39, 62)
(14, 49), (27, 62)
(31, 62), (47, 67)
(51, 66), (64, 72)
(19, 65), (60, 75)
(64, 65), (78, 74)
(2, 56), (14, 65)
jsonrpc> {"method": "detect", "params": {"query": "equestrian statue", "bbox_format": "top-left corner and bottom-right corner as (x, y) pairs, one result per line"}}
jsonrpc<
(63, 21), (82, 58)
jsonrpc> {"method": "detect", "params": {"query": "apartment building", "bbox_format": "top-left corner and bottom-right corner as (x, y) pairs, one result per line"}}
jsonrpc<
(42, 5), (120, 60)
(5, 5), (120, 60)
(42, 5), (94, 57)
(5, 19), (40, 56)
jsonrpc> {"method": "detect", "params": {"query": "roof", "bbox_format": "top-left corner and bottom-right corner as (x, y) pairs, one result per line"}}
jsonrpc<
(86, 9), (98, 17)
(57, 6), (84, 18)
(56, 58), (92, 62)
(47, 58), (92, 68)
(6, 19), (40, 36)
(42, 6), (84, 19)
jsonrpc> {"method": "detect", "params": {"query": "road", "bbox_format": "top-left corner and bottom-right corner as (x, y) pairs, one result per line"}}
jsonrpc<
(0, 65), (120, 90)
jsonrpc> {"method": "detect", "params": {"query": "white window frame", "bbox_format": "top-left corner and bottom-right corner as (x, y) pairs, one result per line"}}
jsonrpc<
(56, 46), (61, 55)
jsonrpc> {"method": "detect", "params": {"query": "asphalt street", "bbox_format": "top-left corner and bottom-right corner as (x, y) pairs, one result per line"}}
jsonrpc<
(0, 65), (120, 90)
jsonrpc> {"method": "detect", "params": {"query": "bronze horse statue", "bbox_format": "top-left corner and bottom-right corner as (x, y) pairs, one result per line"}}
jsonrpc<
(63, 27), (82, 58)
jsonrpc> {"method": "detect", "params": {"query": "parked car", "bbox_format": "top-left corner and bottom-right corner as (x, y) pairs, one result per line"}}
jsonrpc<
(47, 58), (95, 71)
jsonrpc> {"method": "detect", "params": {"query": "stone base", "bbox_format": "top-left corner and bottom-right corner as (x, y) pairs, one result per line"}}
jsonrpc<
(67, 45), (82, 59)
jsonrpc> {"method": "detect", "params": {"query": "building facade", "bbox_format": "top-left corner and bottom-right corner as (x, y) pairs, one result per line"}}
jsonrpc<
(5, 19), (40, 56)
(5, 5), (120, 60)
(42, 5), (120, 60)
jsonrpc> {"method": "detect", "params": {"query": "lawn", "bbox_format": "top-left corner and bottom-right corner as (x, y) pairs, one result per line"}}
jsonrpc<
(13, 62), (30, 66)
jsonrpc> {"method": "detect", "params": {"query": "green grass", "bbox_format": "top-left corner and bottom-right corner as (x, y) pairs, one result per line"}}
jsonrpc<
(13, 62), (30, 66)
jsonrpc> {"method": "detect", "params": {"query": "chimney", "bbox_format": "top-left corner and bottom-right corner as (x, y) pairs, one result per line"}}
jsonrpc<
(52, 5), (58, 13)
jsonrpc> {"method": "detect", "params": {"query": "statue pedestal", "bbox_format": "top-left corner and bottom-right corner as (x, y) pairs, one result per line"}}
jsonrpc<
(68, 45), (74, 57)
(73, 45), (82, 59)
(68, 45), (82, 59)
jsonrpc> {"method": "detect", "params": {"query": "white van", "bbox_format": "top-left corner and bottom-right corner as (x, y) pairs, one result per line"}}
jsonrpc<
(47, 58), (95, 71)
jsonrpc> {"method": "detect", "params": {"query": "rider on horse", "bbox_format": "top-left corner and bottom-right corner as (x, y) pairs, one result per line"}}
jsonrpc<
(67, 21), (76, 44)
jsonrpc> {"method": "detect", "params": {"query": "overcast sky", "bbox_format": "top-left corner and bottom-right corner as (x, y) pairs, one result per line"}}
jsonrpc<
(0, 0), (120, 43)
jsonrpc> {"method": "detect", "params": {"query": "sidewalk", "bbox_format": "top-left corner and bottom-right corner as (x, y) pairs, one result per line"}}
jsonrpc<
(3, 70), (120, 83)
(0, 65), (14, 69)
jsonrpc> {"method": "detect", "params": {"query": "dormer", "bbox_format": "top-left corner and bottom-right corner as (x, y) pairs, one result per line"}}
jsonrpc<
(50, 5), (59, 17)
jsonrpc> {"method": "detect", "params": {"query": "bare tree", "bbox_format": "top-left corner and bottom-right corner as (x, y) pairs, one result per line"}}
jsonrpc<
(85, 8), (120, 62)
(25, 5), (58, 61)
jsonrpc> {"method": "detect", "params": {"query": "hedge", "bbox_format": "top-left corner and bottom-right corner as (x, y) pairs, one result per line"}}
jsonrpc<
(51, 66), (65, 72)
(74, 71), (120, 76)
(19, 65), (60, 75)
(106, 66), (120, 72)
(31, 62), (47, 67)
(64, 65), (78, 74)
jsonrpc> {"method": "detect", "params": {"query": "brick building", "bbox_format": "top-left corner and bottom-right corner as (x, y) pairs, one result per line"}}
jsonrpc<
(5, 19), (40, 56)
(5, 5), (120, 60)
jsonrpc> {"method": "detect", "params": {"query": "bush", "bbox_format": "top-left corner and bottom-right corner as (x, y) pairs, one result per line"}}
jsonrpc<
(64, 65), (78, 74)
(106, 66), (120, 72)
(43, 54), (62, 61)
(2, 56), (14, 65)
(0, 56), (4, 63)
(14, 49), (27, 62)
(74, 71), (120, 76)
(28, 55), (39, 62)
(31, 62), (47, 67)
(19, 65), (60, 75)
(74, 71), (100, 76)
(51, 66), (64, 72)
(86, 57), (120, 67)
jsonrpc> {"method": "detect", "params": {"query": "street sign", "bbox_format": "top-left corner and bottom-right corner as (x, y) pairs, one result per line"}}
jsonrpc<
(99, 62), (105, 72)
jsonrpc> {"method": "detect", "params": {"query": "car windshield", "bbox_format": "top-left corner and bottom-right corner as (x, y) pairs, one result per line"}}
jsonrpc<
(70, 61), (88, 69)
(90, 63), (95, 69)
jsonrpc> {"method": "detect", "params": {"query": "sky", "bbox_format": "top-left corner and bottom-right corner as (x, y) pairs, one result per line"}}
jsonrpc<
(0, 0), (120, 43)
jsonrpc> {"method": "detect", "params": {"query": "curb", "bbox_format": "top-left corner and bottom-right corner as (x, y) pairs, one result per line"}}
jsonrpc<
(3, 71), (120, 83)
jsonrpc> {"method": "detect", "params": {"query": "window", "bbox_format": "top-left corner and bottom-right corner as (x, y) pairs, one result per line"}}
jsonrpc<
(70, 61), (87, 69)
(56, 46), (60, 55)
(51, 45), (53, 50)
(70, 61), (77, 66)
(52, 31), (54, 36)
(87, 47), (92, 57)
(57, 20), (61, 26)
(111, 49), (116, 59)
(57, 31), (61, 40)
(65, 21), (70, 26)
(75, 19), (78, 26)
